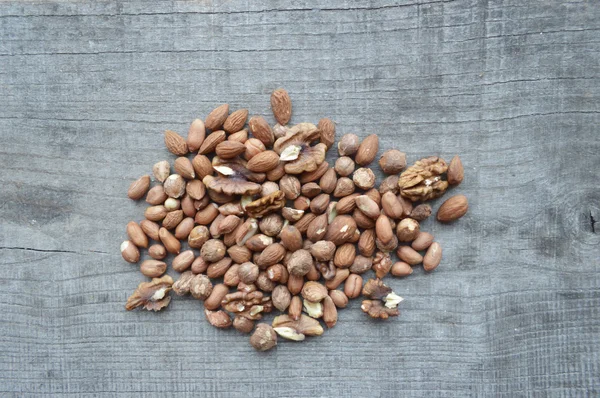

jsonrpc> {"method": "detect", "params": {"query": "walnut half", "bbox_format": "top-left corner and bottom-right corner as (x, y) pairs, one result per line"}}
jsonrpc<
(398, 156), (449, 202)
(125, 275), (173, 311)
(245, 190), (286, 218)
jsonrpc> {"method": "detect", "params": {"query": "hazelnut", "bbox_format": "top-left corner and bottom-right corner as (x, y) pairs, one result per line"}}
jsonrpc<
(261, 181), (280, 197)
(272, 285), (292, 311)
(301, 182), (322, 198)
(334, 156), (355, 177)
(256, 272), (275, 292)
(379, 149), (406, 174)
(287, 249), (313, 276)
(338, 133), (360, 156)
(238, 262), (259, 284)
(188, 225), (210, 249)
(333, 177), (355, 198)
(233, 316), (255, 334)
(396, 218), (420, 242)
(379, 175), (399, 194)
(200, 239), (227, 262)
(309, 193), (330, 214)
(250, 323), (277, 351)
(353, 168), (376, 190)
(164, 174), (186, 198)
(259, 214), (284, 237)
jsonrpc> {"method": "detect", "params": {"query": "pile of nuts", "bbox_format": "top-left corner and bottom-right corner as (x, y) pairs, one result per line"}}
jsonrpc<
(121, 89), (468, 351)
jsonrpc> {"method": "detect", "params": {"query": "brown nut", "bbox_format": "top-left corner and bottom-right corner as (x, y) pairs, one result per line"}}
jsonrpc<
(379, 149), (406, 174)
(353, 208), (376, 230)
(223, 108), (248, 133)
(140, 220), (160, 241)
(334, 156), (355, 177)
(259, 214), (284, 237)
(329, 290), (348, 308)
(187, 118), (206, 152)
(159, 227), (181, 254)
(126, 221), (148, 249)
(153, 160), (170, 183)
(267, 263), (289, 284)
(319, 168), (337, 194)
(379, 175), (399, 194)
(355, 195), (380, 219)
(437, 195), (469, 222)
(205, 103), (229, 130)
(207, 257), (233, 278)
(140, 260), (167, 278)
(188, 225), (210, 249)
(344, 274), (363, 299)
(333, 244), (356, 269)
(322, 296), (337, 328)
(148, 244), (167, 260)
(223, 264), (241, 286)
(250, 323), (277, 351)
(410, 204), (432, 221)
(280, 225), (303, 252)
(190, 274), (214, 301)
(249, 116), (274, 146)
(396, 218), (420, 242)
(172, 250), (195, 272)
(375, 214), (394, 245)
(336, 193), (360, 214)
(423, 242), (442, 271)
(257, 243), (286, 268)
(144, 205), (167, 222)
(325, 268), (350, 290)
(287, 249), (313, 276)
(244, 138), (266, 160)
(279, 175), (301, 200)
(333, 177), (355, 198)
(353, 168), (376, 190)
(201, 239), (226, 262)
(287, 274), (305, 295)
(391, 261), (413, 277)
(447, 155), (464, 185)
(272, 285), (292, 312)
(205, 309), (232, 329)
(358, 229), (376, 257)
(238, 262), (260, 284)
(412, 232), (434, 251)
(146, 185), (168, 206)
(349, 255), (373, 274)
(204, 283), (229, 310)
(355, 134), (379, 166)
(191, 257), (209, 274)
(318, 117), (335, 149)
(127, 175), (151, 200)
(164, 174), (186, 198)
(396, 246), (423, 265)
(162, 210), (184, 230)
(324, 215), (357, 246)
(309, 240), (336, 261)
(301, 281), (328, 302)
(338, 133), (359, 156)
(306, 214), (328, 242)
(310, 193), (330, 215)
(381, 191), (404, 219)
(233, 316), (255, 334)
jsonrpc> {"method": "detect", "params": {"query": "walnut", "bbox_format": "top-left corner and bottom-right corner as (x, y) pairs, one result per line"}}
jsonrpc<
(362, 278), (404, 310)
(361, 300), (400, 319)
(398, 156), (449, 202)
(125, 275), (173, 311)
(221, 290), (271, 315)
(250, 323), (277, 351)
(202, 157), (263, 196)
(172, 271), (194, 296)
(273, 123), (327, 174)
(245, 190), (286, 218)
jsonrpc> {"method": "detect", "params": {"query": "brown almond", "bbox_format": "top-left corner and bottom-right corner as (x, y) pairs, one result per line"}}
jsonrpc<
(333, 243), (355, 269)
(215, 141), (246, 159)
(187, 119), (206, 152)
(174, 157), (195, 179)
(172, 250), (195, 272)
(205, 104), (229, 131)
(391, 261), (413, 277)
(159, 227), (181, 254)
(437, 195), (468, 222)
(198, 130), (226, 155)
(140, 260), (167, 278)
(127, 175), (150, 200)
(423, 242), (442, 271)
(294, 213), (316, 234)
(310, 193), (330, 215)
(223, 264), (241, 286)
(287, 274), (305, 295)
(333, 177), (355, 198)
(271, 88), (292, 125)
(318, 118), (335, 149)
(248, 115), (274, 146)
(336, 193), (360, 214)
(412, 232), (434, 251)
(185, 180), (205, 201)
(144, 205), (167, 222)
(148, 244), (167, 260)
(319, 168), (337, 194)
(355, 134), (379, 166)
(396, 246), (423, 265)
(325, 269), (349, 290)
(246, 150), (280, 172)
(228, 129), (248, 143)
(120, 240), (140, 263)
(307, 214), (329, 242)
(280, 225), (303, 252)
(447, 155), (464, 185)
(164, 130), (188, 156)
(140, 220), (160, 241)
(162, 210), (184, 230)
(192, 155), (213, 179)
(126, 221), (148, 248)
(217, 215), (241, 235)
(309, 240), (336, 261)
(204, 283), (229, 310)
(245, 234), (273, 252)
(324, 215), (357, 246)
(375, 214), (394, 245)
(227, 245), (252, 264)
(146, 185), (168, 205)
(358, 229), (376, 257)
(299, 161), (329, 183)
(223, 108), (248, 133)
(207, 257), (232, 278)
(257, 243), (287, 268)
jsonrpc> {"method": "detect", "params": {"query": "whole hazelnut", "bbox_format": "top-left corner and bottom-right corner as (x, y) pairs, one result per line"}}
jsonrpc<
(261, 181), (280, 197)
(333, 177), (355, 198)
(188, 225), (210, 249)
(272, 285), (292, 311)
(233, 316), (255, 334)
(338, 133), (360, 156)
(164, 174), (186, 198)
(259, 214), (284, 237)
(396, 218), (420, 242)
(353, 168), (376, 190)
(378, 149), (407, 174)
(287, 249), (313, 276)
(250, 323), (277, 351)
(334, 156), (355, 177)
(280, 175), (301, 199)
(200, 239), (226, 262)
(238, 262), (259, 284)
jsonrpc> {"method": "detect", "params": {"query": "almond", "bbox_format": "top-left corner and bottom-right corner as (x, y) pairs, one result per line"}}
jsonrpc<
(353, 208), (376, 229)
(120, 240), (140, 263)
(319, 168), (337, 194)
(318, 118), (335, 149)
(358, 228), (376, 257)
(271, 88), (292, 125)
(223, 108), (248, 133)
(396, 246), (423, 265)
(140, 220), (160, 241)
(187, 119), (206, 152)
(127, 175), (150, 200)
(309, 240), (336, 261)
(246, 150), (280, 172)
(333, 244), (355, 268)
(164, 130), (188, 156)
(192, 154), (213, 179)
(205, 104), (229, 131)
(207, 257), (232, 278)
(228, 129), (248, 143)
(447, 155), (464, 185)
(249, 116), (274, 146)
(307, 214), (328, 242)
(162, 210), (184, 230)
(324, 215), (357, 245)
(354, 134), (379, 166)
(215, 141), (246, 159)
(146, 185), (168, 205)
(294, 213), (316, 234)
(172, 250), (195, 272)
(280, 225), (303, 252)
(412, 231), (434, 251)
(144, 205), (167, 222)
(152, 160), (170, 183)
(198, 130), (226, 155)
(244, 138), (266, 160)
(437, 195), (468, 222)
(126, 221), (148, 248)
(336, 193), (360, 214)
(257, 243), (286, 268)
(299, 161), (329, 183)
(174, 157), (195, 179)
(140, 260), (167, 278)
(217, 215), (241, 235)
(159, 227), (181, 254)
(423, 242), (442, 271)
(185, 180), (205, 200)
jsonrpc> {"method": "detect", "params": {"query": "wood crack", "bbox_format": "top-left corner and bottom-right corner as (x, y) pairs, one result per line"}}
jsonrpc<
(0, 246), (109, 255)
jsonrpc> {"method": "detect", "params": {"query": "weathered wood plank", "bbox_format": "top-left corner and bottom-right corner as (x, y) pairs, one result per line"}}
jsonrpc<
(0, 0), (599, 396)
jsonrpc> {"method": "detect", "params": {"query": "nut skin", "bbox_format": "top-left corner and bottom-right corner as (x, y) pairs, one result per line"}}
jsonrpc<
(437, 195), (468, 222)
(334, 156), (355, 177)
(379, 149), (407, 174)
(396, 218), (420, 242)
(338, 134), (360, 156)
(267, 263), (289, 284)
(355, 134), (379, 166)
(412, 232), (434, 251)
(396, 246), (423, 265)
(447, 155), (464, 185)
(423, 242), (442, 271)
(307, 214), (328, 242)
(250, 323), (277, 351)
(344, 274), (363, 299)
(162, 210), (184, 230)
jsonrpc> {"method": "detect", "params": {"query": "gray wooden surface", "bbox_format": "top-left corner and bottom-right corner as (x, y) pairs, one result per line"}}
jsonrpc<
(1, 0), (599, 396)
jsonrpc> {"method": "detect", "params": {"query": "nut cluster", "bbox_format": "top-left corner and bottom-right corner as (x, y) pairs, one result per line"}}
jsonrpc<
(122, 88), (469, 351)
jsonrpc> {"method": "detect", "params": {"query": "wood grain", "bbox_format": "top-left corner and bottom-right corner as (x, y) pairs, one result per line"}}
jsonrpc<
(0, 0), (599, 396)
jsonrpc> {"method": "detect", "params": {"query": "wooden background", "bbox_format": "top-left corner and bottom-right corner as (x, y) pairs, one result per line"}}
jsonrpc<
(1, 0), (599, 396)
